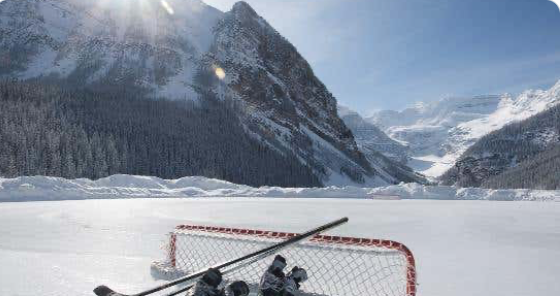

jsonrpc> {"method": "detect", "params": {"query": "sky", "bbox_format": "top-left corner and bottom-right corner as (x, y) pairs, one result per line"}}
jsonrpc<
(204, 0), (560, 113)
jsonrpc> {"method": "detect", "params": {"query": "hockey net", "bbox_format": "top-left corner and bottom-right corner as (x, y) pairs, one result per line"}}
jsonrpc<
(151, 224), (417, 296)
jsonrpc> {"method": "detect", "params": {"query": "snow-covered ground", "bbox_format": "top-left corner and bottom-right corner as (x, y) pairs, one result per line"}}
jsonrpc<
(1, 175), (559, 202)
(0, 198), (559, 296)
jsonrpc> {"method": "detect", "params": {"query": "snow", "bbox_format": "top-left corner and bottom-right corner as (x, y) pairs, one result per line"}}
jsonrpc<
(157, 65), (200, 101)
(0, 198), (559, 296)
(454, 91), (557, 146)
(368, 83), (560, 178)
(19, 48), (59, 79)
(299, 126), (388, 187)
(0, 175), (558, 202)
(166, 0), (224, 54)
(2, 0), (383, 188)
(0, 175), (395, 201)
(410, 154), (459, 178)
(2, 0), (224, 96)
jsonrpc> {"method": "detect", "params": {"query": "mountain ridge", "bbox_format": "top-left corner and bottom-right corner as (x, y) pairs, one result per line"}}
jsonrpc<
(337, 105), (427, 184)
(0, 0), (417, 186)
(440, 102), (560, 189)
(367, 81), (560, 178)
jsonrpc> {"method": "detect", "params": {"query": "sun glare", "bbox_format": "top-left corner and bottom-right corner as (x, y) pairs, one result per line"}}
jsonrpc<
(160, 0), (174, 15)
(215, 67), (226, 80)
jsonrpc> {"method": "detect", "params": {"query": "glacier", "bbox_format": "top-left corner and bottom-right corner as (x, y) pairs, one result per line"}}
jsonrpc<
(368, 81), (560, 177)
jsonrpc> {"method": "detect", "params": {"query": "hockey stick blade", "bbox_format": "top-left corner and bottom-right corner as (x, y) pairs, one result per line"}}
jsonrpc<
(94, 217), (348, 296)
(93, 285), (127, 296)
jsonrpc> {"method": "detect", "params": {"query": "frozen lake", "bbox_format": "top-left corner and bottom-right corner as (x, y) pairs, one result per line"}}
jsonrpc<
(0, 198), (559, 296)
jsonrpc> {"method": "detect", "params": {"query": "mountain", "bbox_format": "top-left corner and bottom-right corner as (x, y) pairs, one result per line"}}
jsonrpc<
(0, 0), (414, 186)
(0, 81), (322, 187)
(368, 81), (560, 177)
(479, 145), (560, 190)
(337, 106), (426, 184)
(440, 103), (560, 189)
(338, 106), (409, 163)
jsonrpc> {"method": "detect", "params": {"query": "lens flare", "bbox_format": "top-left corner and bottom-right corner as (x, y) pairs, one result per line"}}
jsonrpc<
(160, 0), (174, 15)
(215, 67), (226, 80)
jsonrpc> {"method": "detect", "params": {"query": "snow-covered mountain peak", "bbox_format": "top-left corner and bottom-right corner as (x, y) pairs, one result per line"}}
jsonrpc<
(369, 94), (505, 131)
(337, 105), (424, 184)
(552, 79), (560, 91)
(493, 82), (559, 120)
(368, 80), (560, 177)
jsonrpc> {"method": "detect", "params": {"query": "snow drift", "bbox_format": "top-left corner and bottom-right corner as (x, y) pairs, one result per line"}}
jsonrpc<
(0, 174), (557, 202)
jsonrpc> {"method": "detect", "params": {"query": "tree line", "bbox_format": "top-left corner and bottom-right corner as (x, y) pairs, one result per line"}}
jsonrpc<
(441, 103), (560, 189)
(0, 80), (321, 187)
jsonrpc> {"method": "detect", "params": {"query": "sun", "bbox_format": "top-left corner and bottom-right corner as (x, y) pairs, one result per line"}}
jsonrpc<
(214, 67), (226, 80)
(159, 0), (174, 15)
(94, 0), (175, 16)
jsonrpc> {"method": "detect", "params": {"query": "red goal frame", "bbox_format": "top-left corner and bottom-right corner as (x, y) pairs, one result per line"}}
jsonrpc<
(166, 224), (417, 296)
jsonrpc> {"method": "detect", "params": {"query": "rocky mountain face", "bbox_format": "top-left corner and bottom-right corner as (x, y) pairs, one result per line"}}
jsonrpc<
(0, 0), (410, 186)
(440, 103), (560, 189)
(368, 82), (560, 178)
(337, 106), (426, 184)
(338, 106), (409, 163)
(203, 2), (377, 186)
(477, 145), (560, 190)
(0, 0), (223, 95)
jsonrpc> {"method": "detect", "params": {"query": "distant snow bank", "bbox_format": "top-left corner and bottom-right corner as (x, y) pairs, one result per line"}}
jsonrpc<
(0, 175), (558, 202)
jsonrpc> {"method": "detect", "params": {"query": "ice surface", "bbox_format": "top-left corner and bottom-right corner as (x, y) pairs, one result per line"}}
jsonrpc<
(0, 198), (559, 296)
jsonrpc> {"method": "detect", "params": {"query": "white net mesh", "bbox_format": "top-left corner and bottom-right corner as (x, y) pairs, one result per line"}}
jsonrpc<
(151, 225), (416, 296)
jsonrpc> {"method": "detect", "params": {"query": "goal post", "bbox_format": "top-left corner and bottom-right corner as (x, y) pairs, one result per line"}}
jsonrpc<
(151, 224), (417, 296)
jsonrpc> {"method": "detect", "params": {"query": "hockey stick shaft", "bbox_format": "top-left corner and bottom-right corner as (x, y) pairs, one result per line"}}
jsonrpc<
(165, 237), (294, 296)
(94, 217), (349, 296)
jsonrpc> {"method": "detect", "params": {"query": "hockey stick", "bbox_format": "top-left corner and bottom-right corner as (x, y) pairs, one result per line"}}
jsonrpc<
(93, 217), (349, 296)
(164, 254), (266, 296)
(164, 235), (298, 296)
